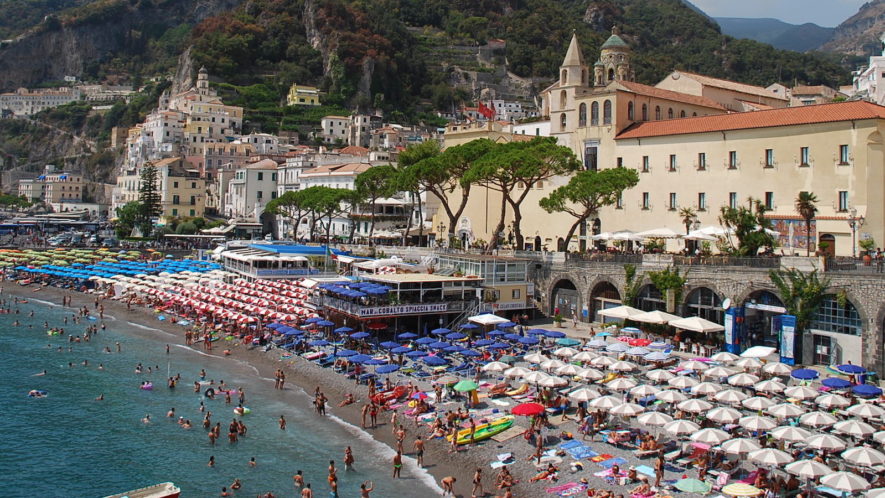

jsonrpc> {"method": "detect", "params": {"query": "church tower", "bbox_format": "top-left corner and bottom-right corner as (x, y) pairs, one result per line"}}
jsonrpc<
(197, 66), (210, 96)
(560, 32), (589, 89)
(594, 27), (634, 86)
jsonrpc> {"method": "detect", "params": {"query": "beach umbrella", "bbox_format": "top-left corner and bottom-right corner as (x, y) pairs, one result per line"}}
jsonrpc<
(753, 380), (786, 393)
(734, 357), (763, 369)
(749, 448), (793, 466)
(790, 368), (819, 381)
(714, 389), (749, 405)
(761, 362), (792, 376)
(626, 347), (650, 356)
(804, 433), (847, 451)
(711, 352), (739, 363)
(800, 411), (839, 429)
(677, 398), (713, 413)
(527, 328), (549, 336)
(504, 367), (531, 378)
(445, 332), (466, 340)
(397, 332), (418, 339)
(524, 352), (549, 364)
(631, 310), (681, 324)
(721, 438), (761, 455)
(742, 396), (776, 411)
(821, 377), (852, 389)
(610, 402), (645, 417)
(820, 472), (870, 494)
(740, 415), (777, 432)
(607, 377), (637, 391)
(609, 360), (638, 372)
(590, 356), (616, 368)
(836, 364), (866, 375)
(576, 368), (605, 382)
(405, 350), (428, 358)
(637, 411), (673, 426)
(876, 431), (885, 444)
(568, 387), (601, 402)
(834, 419), (876, 438)
(630, 384), (660, 398)
(816, 393), (850, 409)
(453, 380), (479, 392)
(644, 351), (671, 362)
(842, 446), (885, 467)
(704, 366), (736, 378)
(674, 478), (712, 494)
(473, 339), (495, 347)
(784, 459), (832, 479)
(680, 360), (709, 371)
(691, 381), (724, 396)
(691, 428), (731, 445)
(596, 305), (643, 320)
(556, 364), (582, 377)
(422, 356), (448, 366)
(334, 326), (354, 334)
(769, 425), (812, 443)
(429, 341), (451, 350)
(434, 375), (459, 385)
(766, 403), (806, 419)
(487, 342), (509, 350)
(553, 347), (579, 358)
(539, 376), (568, 388)
(512, 402), (545, 417)
(431, 328), (451, 336)
(459, 323), (479, 330)
(316, 320), (335, 327)
(869, 489), (885, 498)
(540, 359), (567, 371)
(589, 395), (623, 411)
(853, 384), (884, 397)
(846, 403), (885, 419)
(481, 361), (510, 373)
(556, 338), (581, 347)
(380, 341), (401, 349)
(415, 337), (436, 345)
(655, 390), (688, 403)
(721, 483), (763, 497)
(784, 385), (819, 401)
(523, 371), (550, 384)
(646, 369), (675, 383)
(606, 342), (630, 353)
(309, 340), (330, 347)
(518, 336), (540, 346)
(621, 327), (642, 335)
(350, 332), (371, 339)
(348, 354), (373, 364)
(664, 419), (700, 436)
(706, 406), (743, 424)
(544, 331), (566, 339)
(668, 376), (699, 389)
(335, 349), (358, 357)
(572, 351), (598, 362)
(376, 364), (400, 375)
(728, 373), (759, 386)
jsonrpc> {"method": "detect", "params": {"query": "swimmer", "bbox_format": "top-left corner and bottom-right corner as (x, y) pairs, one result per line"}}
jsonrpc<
(208, 455), (215, 467)
(167, 408), (175, 418)
(301, 484), (312, 498)
(33, 370), (47, 376)
(98, 364), (104, 370)
(359, 481), (374, 497)
(96, 394), (104, 401)
(230, 478), (241, 490)
(142, 414), (151, 424)
(249, 457), (257, 467)
(279, 415), (286, 430)
(293, 470), (304, 488)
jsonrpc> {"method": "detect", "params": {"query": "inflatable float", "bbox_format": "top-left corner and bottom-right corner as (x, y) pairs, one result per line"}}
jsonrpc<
(27, 390), (47, 398)
(46, 330), (60, 336)
(233, 406), (251, 416)
(140, 382), (153, 390)
(448, 416), (515, 445)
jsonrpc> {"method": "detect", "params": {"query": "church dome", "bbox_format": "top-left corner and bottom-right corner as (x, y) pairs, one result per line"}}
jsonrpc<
(600, 27), (629, 50)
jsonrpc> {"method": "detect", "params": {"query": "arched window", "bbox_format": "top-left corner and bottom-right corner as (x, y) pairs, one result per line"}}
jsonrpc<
(560, 90), (567, 109)
(641, 103), (648, 121)
(603, 100), (612, 125)
(627, 101), (634, 121)
(810, 295), (862, 336)
(667, 108), (674, 119)
(608, 68), (615, 81)
(692, 112), (697, 117)
(560, 113), (567, 131)
(685, 287), (723, 324)
(655, 106), (661, 120)
(680, 110), (686, 118)
(561, 69), (568, 83)
(637, 285), (666, 312)
(581, 69), (587, 85)
(591, 102), (599, 125)
(578, 103), (587, 127)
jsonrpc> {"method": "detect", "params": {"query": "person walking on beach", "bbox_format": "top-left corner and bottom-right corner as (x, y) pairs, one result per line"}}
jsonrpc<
(361, 404), (369, 428)
(392, 451), (403, 478)
(472, 468), (483, 497)
(395, 425), (406, 454)
(654, 453), (665, 488)
(344, 446), (355, 471)
(414, 436), (425, 468)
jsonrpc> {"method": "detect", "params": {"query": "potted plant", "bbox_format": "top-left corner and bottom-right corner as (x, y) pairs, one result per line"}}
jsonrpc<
(859, 238), (876, 266)
(553, 313), (563, 327)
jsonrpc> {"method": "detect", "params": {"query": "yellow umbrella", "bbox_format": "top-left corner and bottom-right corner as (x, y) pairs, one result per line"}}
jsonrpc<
(722, 483), (763, 497)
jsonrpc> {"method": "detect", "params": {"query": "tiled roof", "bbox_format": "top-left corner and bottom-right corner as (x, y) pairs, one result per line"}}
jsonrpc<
(616, 101), (885, 140)
(338, 145), (370, 156)
(791, 85), (831, 96)
(244, 158), (279, 169)
(616, 81), (726, 111)
(665, 71), (788, 101)
(301, 163), (372, 176)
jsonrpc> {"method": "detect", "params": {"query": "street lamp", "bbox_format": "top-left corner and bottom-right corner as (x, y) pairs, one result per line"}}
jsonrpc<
(437, 221), (446, 248)
(848, 207), (865, 258)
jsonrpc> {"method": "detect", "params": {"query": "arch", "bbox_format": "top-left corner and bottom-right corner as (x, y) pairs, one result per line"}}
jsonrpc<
(741, 289), (785, 348)
(560, 113), (567, 131)
(560, 90), (567, 109)
(557, 237), (566, 252)
(590, 280), (622, 323)
(692, 112), (697, 117)
(819, 233), (835, 258)
(591, 102), (599, 125)
(641, 103), (648, 121)
(608, 68), (615, 81)
(549, 278), (581, 320)
(655, 106), (661, 120)
(637, 283), (665, 312)
(578, 103), (587, 127)
(627, 101), (634, 121)
(667, 108), (674, 119)
(534, 235), (542, 251)
(867, 130), (882, 144)
(680, 110), (686, 118)
(603, 100), (612, 125)
(561, 69), (568, 84)
(684, 286), (723, 324)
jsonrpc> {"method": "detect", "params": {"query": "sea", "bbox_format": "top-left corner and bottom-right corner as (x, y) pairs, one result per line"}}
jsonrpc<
(1, 297), (439, 497)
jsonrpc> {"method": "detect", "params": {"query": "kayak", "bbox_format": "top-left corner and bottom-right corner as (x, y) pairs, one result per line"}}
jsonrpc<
(448, 415), (515, 445)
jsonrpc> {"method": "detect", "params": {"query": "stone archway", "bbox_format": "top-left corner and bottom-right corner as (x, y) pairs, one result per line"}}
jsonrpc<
(683, 286), (723, 324)
(741, 289), (785, 349)
(550, 278), (580, 321)
(636, 283), (665, 312)
(589, 280), (621, 323)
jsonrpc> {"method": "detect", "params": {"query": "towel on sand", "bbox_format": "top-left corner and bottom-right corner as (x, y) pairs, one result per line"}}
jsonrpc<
(598, 457), (628, 469)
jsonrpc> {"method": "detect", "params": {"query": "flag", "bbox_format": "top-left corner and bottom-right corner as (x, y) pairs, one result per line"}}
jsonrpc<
(478, 101), (495, 119)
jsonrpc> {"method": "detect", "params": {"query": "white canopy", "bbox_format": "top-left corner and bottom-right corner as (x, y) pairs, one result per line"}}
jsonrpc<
(612, 231), (644, 241)
(631, 310), (682, 324)
(597, 305), (643, 319)
(468, 314), (510, 326)
(740, 345), (777, 358)
(669, 316), (725, 333)
(635, 227), (682, 239)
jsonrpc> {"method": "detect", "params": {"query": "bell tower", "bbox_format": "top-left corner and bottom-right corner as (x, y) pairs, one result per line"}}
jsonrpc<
(560, 32), (589, 88)
(595, 26), (634, 85)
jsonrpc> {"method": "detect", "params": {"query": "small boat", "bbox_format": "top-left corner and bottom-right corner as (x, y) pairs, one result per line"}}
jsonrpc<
(448, 415), (515, 445)
(104, 482), (181, 498)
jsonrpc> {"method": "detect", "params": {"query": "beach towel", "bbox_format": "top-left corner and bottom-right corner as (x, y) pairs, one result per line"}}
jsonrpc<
(560, 483), (589, 496)
(598, 457), (628, 469)
(491, 425), (525, 442)
(559, 440), (583, 450)
(545, 483), (582, 495)
(635, 465), (656, 478)
(591, 454), (614, 462)
(490, 461), (512, 469)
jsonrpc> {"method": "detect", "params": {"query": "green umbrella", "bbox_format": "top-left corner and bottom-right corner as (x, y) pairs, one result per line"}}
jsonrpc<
(674, 478), (711, 494)
(453, 380), (479, 392)
(499, 355), (518, 364)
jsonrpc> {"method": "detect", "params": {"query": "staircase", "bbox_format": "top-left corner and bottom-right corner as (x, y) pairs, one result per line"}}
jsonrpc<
(445, 300), (483, 331)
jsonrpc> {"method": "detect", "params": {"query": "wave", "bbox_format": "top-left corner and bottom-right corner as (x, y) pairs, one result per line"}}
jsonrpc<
(126, 322), (175, 338)
(26, 299), (62, 308)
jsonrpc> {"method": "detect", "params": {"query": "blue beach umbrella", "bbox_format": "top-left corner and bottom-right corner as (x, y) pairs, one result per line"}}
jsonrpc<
(422, 356), (448, 366)
(853, 384), (883, 397)
(348, 354), (373, 364)
(791, 369), (820, 380)
(446, 332), (466, 340)
(415, 337), (436, 345)
(397, 332), (418, 340)
(405, 350), (428, 358)
(304, 317), (322, 324)
(518, 336), (539, 345)
(527, 329), (549, 336)
(645, 351), (670, 361)
(431, 328), (452, 336)
(380, 341), (401, 349)
(460, 350), (482, 357)
(545, 331), (566, 338)
(376, 365), (400, 374)
(309, 340), (329, 347)
(350, 332), (371, 339)
(474, 339), (495, 347)
(837, 364), (866, 374)
(496, 321), (517, 329)
(460, 323), (479, 330)
(430, 341), (451, 350)
(486, 330), (507, 337)
(504, 333), (522, 341)
(444, 345), (465, 353)
(487, 342), (509, 350)
(390, 346), (412, 355)
(621, 327), (642, 334)
(334, 327), (354, 334)
(557, 338), (581, 346)
(316, 320), (335, 328)
(365, 358), (387, 366)
(266, 323), (284, 330)
(822, 377), (852, 389)
(335, 349), (358, 357)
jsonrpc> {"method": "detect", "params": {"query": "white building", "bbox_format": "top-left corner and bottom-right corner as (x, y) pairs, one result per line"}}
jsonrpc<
(0, 87), (82, 116)
(319, 116), (350, 144)
(850, 33), (885, 105)
(224, 159), (279, 221)
(508, 120), (551, 137)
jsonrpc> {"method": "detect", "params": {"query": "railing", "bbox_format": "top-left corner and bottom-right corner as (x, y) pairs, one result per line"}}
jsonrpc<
(313, 295), (473, 317)
(565, 252), (643, 264)
(254, 268), (321, 277)
(445, 300), (483, 331)
(672, 255), (781, 268)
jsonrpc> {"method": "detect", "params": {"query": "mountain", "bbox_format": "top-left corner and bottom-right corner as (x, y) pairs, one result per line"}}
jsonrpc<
(820, 0), (885, 55)
(714, 17), (835, 53)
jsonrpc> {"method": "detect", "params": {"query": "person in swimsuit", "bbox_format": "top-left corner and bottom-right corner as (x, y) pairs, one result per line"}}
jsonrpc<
(392, 451), (402, 478)
(293, 470), (304, 489)
(344, 447), (355, 471)
(441, 476), (456, 496)
(359, 481), (374, 497)
(300, 483), (312, 497)
(414, 437), (425, 468)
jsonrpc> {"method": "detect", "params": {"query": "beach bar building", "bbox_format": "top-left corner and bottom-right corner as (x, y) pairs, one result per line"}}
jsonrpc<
(435, 254), (535, 317)
(219, 244), (328, 280)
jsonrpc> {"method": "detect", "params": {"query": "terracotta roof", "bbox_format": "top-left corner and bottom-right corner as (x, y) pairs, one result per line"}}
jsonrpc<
(616, 100), (885, 140)
(791, 85), (833, 96)
(152, 157), (183, 167)
(616, 81), (726, 111)
(738, 100), (774, 111)
(300, 163), (372, 177)
(664, 71), (788, 101)
(244, 158), (279, 169)
(338, 145), (370, 156)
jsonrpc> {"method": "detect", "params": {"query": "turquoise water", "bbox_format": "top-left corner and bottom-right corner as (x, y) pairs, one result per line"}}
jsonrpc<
(1, 298), (437, 497)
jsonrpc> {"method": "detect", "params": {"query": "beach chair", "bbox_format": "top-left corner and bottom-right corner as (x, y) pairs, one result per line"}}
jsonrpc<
(712, 470), (730, 491)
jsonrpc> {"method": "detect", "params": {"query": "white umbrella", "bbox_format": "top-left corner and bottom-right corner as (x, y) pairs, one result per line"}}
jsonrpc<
(670, 316), (725, 333)
(800, 411), (839, 428)
(677, 398), (714, 413)
(610, 402), (645, 416)
(742, 396), (776, 411)
(606, 343), (630, 354)
(704, 366), (736, 378)
(819, 472), (870, 493)
(874, 431), (885, 444)
(589, 395), (623, 411)
(664, 419), (700, 436)
(769, 425), (812, 443)
(646, 369), (675, 383)
(804, 433), (848, 451)
(597, 305), (643, 320)
(680, 360), (710, 371)
(692, 382), (724, 396)
(609, 360), (639, 372)
(833, 419), (876, 438)
(683, 232), (718, 241)
(784, 385), (819, 401)
(842, 447), (885, 467)
(669, 376), (699, 389)
(714, 389), (749, 405)
(572, 351), (598, 362)
(766, 403), (806, 419)
(523, 371), (550, 384)
(728, 373), (760, 386)
(612, 230), (644, 241)
(631, 310), (682, 324)
(482, 361), (510, 372)
(556, 364), (582, 377)
(607, 377), (637, 391)
(504, 366), (531, 378)
(707, 406), (743, 424)
(540, 359), (567, 371)
(576, 367), (605, 381)
(590, 356), (615, 368)
(691, 428), (731, 445)
(816, 393), (851, 409)
(846, 403), (885, 420)
(753, 380), (786, 393)
(637, 411), (673, 426)
(749, 448), (794, 466)
(655, 389), (688, 403)
(630, 384), (660, 397)
(524, 352), (549, 364)
(761, 362), (792, 376)
(553, 347), (579, 358)
(635, 227), (682, 239)
(710, 352), (739, 363)
(569, 387), (601, 402)
(590, 232), (615, 241)
(734, 357), (763, 369)
(785, 459), (833, 479)
(868, 489), (885, 498)
(739, 415), (778, 432)
(721, 437), (761, 455)
(538, 376), (568, 388)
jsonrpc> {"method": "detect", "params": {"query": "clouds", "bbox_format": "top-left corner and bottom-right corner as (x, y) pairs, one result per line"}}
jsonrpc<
(689, 0), (867, 27)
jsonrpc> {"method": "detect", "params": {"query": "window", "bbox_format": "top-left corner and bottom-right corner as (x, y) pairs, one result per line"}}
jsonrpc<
(271, 172), (277, 181)
(642, 156), (649, 172)
(669, 192), (677, 210)
(189, 195), (196, 205)
(680, 110), (686, 118)
(578, 103), (587, 126)
(512, 289), (521, 299)
(561, 69), (568, 83)
(669, 154), (677, 171)
(800, 146), (810, 166)
(729, 192), (738, 209)
(603, 100), (612, 125)
(172, 194), (180, 204)
(172, 208), (178, 216)
(810, 295), (862, 336)
(641, 192), (650, 210)
(667, 108), (674, 119)
(640, 103), (648, 121)
(697, 152), (706, 170)
(839, 144), (850, 164)
(627, 101), (634, 120)
(257, 190), (263, 200)
(584, 142), (598, 171)
(173, 181), (179, 189)
(655, 106), (661, 120)
(591, 102), (599, 125)
(189, 209), (196, 217)
(560, 113), (567, 131)
(728, 151), (738, 169)
(838, 191), (849, 212)
(616, 157), (623, 167)
(616, 193), (623, 209)
(764, 192), (774, 210)
(764, 149), (774, 168)
(272, 191), (278, 199)
(560, 90), (567, 108)
(697, 192), (707, 211)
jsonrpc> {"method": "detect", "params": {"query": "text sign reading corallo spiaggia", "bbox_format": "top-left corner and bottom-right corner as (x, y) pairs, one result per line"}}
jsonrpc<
(358, 303), (449, 317)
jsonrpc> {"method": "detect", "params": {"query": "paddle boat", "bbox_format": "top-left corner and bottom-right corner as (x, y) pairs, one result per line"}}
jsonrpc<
(448, 415), (515, 445)
(371, 385), (408, 405)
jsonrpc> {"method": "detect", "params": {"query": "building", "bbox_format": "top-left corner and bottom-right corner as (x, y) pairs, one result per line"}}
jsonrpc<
(789, 85), (844, 106)
(435, 254), (534, 315)
(18, 167), (85, 204)
(655, 70), (789, 112)
(113, 157), (205, 221)
(286, 83), (321, 106)
(850, 33), (885, 105)
(224, 159), (279, 220)
(75, 84), (135, 103)
(0, 87), (82, 116)
(319, 116), (350, 144)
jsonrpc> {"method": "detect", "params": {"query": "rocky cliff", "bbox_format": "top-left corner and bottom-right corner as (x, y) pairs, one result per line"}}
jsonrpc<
(820, 0), (885, 55)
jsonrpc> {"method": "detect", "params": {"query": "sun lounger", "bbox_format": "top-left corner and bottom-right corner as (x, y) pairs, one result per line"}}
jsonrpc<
(633, 448), (659, 458)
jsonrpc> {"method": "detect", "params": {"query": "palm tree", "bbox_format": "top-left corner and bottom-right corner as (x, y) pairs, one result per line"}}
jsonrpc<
(679, 207), (696, 235)
(795, 191), (818, 256)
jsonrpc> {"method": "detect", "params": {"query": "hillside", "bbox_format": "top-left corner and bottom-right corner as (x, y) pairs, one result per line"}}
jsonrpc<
(715, 17), (835, 53)
(820, 0), (885, 55)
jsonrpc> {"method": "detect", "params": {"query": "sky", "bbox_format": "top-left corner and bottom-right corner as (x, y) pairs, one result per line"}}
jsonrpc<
(690, 0), (869, 27)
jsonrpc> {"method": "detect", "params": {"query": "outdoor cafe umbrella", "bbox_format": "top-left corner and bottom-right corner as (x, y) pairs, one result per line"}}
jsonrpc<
(523, 371), (550, 384)
(784, 459), (832, 479)
(804, 433), (847, 451)
(539, 376), (568, 388)
(842, 446), (885, 467)
(721, 483), (763, 497)
(767, 403), (806, 419)
(707, 406), (743, 424)
(711, 352), (739, 363)
(569, 387), (601, 402)
(669, 316), (725, 333)
(637, 411), (673, 426)
(820, 472), (870, 494)
(762, 362), (793, 376)
(720, 438), (761, 455)
(833, 419), (876, 438)
(512, 402), (545, 417)
(591, 356), (616, 368)
(677, 398), (714, 413)
(714, 389), (749, 405)
(557, 364), (582, 376)
(784, 385), (819, 401)
(664, 420), (700, 436)
(800, 411), (840, 428)
(769, 426), (812, 443)
(596, 305), (643, 320)
(691, 428), (731, 445)
(541, 359), (567, 371)
(630, 310), (681, 324)
(482, 361), (510, 372)
(453, 380), (479, 392)
(816, 393), (851, 409)
(692, 381), (723, 396)
(749, 448), (794, 466)
(655, 390), (688, 403)
(646, 369), (675, 383)
(846, 403), (885, 419)
(742, 396), (776, 411)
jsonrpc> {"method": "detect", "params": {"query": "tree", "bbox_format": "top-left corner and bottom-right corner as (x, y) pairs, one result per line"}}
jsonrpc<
(466, 137), (581, 251)
(769, 268), (830, 333)
(396, 140), (440, 245)
(795, 191), (818, 256)
(137, 163), (162, 237)
(718, 197), (776, 256)
(679, 207), (697, 235)
(300, 186), (353, 245)
(354, 164), (398, 240)
(114, 201), (141, 238)
(266, 190), (307, 239)
(539, 168), (638, 249)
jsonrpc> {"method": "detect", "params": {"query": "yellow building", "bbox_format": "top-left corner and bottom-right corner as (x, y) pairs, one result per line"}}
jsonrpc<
(287, 83), (320, 106)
